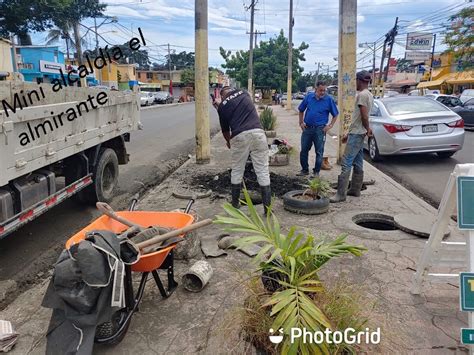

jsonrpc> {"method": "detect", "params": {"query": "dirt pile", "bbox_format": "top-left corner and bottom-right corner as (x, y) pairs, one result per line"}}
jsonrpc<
(190, 169), (306, 197)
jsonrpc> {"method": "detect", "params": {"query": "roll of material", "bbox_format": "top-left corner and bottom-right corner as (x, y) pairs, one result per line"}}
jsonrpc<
(182, 260), (213, 292)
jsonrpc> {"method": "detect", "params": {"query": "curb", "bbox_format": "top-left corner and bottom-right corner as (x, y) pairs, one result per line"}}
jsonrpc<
(140, 102), (193, 111)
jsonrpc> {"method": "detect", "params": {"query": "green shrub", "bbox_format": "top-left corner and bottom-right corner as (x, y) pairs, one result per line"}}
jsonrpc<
(260, 107), (277, 131)
(215, 189), (367, 354)
(303, 177), (332, 199)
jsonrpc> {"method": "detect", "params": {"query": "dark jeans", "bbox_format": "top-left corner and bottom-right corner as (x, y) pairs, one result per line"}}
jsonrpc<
(341, 134), (365, 175)
(300, 126), (326, 173)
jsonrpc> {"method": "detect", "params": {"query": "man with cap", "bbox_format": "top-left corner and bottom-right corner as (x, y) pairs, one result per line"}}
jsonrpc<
(330, 70), (374, 203)
(212, 86), (272, 214)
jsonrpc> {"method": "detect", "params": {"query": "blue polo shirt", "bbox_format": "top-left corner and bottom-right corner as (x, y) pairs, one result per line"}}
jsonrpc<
(298, 92), (339, 126)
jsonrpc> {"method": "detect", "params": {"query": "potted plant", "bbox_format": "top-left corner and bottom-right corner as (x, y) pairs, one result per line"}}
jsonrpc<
(259, 107), (277, 138)
(283, 177), (331, 214)
(215, 189), (366, 354)
(269, 142), (293, 166)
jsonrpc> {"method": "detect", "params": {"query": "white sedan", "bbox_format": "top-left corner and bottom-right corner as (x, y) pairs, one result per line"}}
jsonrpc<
(140, 92), (155, 106)
(365, 97), (465, 161)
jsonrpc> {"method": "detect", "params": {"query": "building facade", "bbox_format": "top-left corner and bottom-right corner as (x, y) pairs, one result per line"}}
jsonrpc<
(0, 38), (13, 80)
(117, 63), (138, 90)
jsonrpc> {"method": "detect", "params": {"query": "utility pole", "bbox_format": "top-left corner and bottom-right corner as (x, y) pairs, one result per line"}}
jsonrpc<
(10, 34), (18, 73)
(167, 43), (173, 94)
(372, 42), (376, 86)
(337, 0), (357, 163)
(314, 62), (321, 87)
(73, 22), (87, 87)
(429, 33), (437, 81)
(378, 38), (387, 86)
(383, 17), (398, 82)
(247, 0), (257, 100)
(252, 30), (266, 47)
(195, 0), (210, 164)
(94, 18), (102, 85)
(286, 0), (294, 110)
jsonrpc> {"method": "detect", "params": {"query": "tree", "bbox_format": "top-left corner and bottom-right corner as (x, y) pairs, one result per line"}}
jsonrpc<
(52, 0), (106, 65)
(443, 7), (474, 70)
(220, 30), (308, 91)
(167, 51), (195, 69)
(181, 68), (195, 86)
(0, 0), (71, 38)
(45, 22), (86, 61)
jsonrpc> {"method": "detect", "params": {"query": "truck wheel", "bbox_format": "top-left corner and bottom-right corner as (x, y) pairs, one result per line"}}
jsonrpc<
(90, 148), (119, 203)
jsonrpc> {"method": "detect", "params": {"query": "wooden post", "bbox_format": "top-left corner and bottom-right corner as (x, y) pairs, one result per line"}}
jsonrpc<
(337, 0), (357, 163)
(286, 0), (294, 110)
(195, 0), (211, 164)
(247, 0), (256, 99)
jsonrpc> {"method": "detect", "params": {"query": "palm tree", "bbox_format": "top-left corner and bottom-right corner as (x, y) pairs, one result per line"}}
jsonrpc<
(45, 22), (86, 62)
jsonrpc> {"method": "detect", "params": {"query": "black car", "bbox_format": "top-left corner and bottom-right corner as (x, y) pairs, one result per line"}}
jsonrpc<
(154, 91), (174, 104)
(452, 98), (474, 130)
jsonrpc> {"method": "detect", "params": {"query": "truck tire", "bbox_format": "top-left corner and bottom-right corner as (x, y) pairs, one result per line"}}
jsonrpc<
(89, 148), (119, 203)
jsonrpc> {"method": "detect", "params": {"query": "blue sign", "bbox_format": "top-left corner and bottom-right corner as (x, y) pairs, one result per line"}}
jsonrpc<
(457, 176), (474, 230)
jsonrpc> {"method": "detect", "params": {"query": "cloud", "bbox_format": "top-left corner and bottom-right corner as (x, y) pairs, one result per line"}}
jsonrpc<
(106, 6), (148, 19)
(357, 15), (365, 23)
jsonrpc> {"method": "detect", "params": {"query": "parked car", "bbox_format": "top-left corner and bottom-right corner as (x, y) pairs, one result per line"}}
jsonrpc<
(154, 91), (174, 104)
(383, 90), (399, 98)
(425, 94), (464, 108)
(140, 92), (154, 106)
(408, 90), (420, 96)
(460, 89), (474, 104)
(365, 97), (465, 161)
(452, 98), (474, 130)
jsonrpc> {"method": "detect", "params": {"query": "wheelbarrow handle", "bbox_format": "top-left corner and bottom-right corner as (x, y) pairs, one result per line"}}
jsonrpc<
(136, 218), (213, 250)
(96, 202), (143, 230)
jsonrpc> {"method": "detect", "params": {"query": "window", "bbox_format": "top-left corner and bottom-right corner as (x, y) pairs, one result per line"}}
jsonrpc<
(384, 98), (449, 115)
(146, 72), (153, 79)
(370, 103), (381, 116)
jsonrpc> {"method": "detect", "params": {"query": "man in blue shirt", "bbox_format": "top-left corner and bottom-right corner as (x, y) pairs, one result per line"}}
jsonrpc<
(297, 82), (339, 176)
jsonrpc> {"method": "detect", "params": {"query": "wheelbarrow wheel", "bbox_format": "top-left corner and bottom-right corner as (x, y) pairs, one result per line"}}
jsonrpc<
(95, 308), (131, 345)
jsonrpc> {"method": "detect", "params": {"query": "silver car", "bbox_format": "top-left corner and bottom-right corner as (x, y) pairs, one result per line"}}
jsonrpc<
(365, 97), (465, 161)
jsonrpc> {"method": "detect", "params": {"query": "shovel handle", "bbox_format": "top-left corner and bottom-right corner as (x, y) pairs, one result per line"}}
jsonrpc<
(96, 202), (143, 229)
(136, 218), (213, 250)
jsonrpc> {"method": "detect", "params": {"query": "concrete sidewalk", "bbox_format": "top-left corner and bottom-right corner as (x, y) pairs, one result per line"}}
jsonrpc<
(0, 104), (468, 354)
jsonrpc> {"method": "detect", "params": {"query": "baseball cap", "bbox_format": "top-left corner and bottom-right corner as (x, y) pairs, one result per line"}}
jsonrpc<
(356, 70), (372, 82)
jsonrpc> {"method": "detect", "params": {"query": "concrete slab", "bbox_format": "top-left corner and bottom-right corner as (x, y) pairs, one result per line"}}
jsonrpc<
(395, 213), (451, 238)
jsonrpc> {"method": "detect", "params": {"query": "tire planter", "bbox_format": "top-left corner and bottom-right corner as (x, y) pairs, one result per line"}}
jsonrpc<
(269, 153), (290, 166)
(265, 130), (277, 138)
(283, 190), (330, 215)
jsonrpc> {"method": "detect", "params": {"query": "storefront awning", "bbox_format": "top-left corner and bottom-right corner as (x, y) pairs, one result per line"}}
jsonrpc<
(417, 77), (447, 89)
(445, 71), (474, 85)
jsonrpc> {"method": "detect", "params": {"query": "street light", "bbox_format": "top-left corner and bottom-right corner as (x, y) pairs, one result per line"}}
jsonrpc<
(358, 42), (376, 85)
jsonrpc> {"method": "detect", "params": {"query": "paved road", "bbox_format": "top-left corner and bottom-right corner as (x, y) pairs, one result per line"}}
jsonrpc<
(0, 103), (219, 304)
(368, 130), (474, 207)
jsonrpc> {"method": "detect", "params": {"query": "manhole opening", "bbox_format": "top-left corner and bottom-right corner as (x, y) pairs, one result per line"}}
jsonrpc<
(352, 213), (398, 231)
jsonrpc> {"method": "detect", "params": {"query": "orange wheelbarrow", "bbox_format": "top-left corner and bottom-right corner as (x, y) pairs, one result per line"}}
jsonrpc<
(65, 196), (195, 345)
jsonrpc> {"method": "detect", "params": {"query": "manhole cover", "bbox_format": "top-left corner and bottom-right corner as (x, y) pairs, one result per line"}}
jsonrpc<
(352, 213), (398, 231)
(394, 213), (450, 239)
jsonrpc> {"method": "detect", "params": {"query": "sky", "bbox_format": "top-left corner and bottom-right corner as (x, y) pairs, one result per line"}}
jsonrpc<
(32, 0), (471, 75)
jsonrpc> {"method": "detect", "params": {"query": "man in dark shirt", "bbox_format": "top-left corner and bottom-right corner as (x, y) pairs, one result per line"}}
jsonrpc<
(213, 86), (272, 214)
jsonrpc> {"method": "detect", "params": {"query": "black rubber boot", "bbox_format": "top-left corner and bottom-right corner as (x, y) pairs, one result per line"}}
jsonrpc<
(231, 184), (241, 209)
(261, 185), (272, 215)
(347, 171), (364, 197)
(330, 172), (351, 203)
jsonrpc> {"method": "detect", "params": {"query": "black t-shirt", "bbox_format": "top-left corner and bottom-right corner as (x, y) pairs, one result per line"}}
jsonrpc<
(217, 89), (262, 138)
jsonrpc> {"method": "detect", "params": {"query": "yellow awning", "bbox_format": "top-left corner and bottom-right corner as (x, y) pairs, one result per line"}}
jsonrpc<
(445, 71), (474, 84)
(417, 77), (447, 89)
